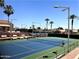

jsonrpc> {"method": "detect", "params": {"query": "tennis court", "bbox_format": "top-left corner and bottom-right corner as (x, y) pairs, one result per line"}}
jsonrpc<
(0, 37), (69, 59)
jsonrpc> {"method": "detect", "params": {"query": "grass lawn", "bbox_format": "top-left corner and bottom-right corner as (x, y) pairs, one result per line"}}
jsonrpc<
(22, 39), (79, 59)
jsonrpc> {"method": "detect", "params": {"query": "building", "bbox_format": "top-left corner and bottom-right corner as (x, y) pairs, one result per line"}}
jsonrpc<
(0, 20), (14, 32)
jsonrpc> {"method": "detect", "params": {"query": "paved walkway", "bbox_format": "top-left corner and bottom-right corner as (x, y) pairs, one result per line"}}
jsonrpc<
(61, 47), (79, 59)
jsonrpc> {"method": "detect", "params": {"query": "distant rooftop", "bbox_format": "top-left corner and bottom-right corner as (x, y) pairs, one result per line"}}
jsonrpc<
(0, 20), (11, 27)
(0, 20), (9, 24)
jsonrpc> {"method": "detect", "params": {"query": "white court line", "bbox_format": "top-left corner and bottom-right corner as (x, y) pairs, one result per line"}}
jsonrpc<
(12, 43), (33, 50)
(10, 45), (53, 58)
(35, 50), (53, 59)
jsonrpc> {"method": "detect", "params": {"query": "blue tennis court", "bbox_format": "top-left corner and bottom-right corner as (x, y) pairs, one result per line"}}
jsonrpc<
(0, 37), (68, 59)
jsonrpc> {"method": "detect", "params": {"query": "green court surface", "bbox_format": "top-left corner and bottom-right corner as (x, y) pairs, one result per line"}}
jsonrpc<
(22, 37), (79, 59)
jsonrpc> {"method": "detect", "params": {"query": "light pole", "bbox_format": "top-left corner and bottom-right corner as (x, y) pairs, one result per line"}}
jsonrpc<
(54, 6), (70, 52)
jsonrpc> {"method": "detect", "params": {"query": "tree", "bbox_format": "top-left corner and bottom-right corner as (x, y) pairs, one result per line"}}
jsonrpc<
(0, 0), (4, 7)
(70, 14), (77, 32)
(3, 5), (14, 39)
(4, 5), (14, 22)
(50, 21), (54, 29)
(37, 27), (41, 30)
(57, 27), (63, 30)
(45, 18), (49, 30)
(4, 5), (14, 32)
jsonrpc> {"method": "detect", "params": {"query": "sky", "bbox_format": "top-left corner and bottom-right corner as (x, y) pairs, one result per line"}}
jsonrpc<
(0, 0), (79, 29)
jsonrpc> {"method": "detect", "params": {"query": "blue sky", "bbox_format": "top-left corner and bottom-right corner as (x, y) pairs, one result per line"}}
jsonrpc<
(0, 0), (79, 29)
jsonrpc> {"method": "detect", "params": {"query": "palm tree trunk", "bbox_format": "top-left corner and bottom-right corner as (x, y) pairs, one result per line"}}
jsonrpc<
(8, 15), (10, 30)
(47, 21), (48, 30)
(8, 15), (12, 39)
(8, 16), (9, 21)
(71, 19), (73, 32)
(46, 21), (48, 30)
(51, 24), (52, 29)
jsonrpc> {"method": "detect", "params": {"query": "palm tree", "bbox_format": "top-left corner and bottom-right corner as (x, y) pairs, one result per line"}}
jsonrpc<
(4, 5), (14, 31)
(4, 5), (14, 38)
(70, 14), (77, 32)
(50, 21), (54, 29)
(4, 5), (14, 23)
(0, 0), (4, 7)
(45, 18), (49, 30)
